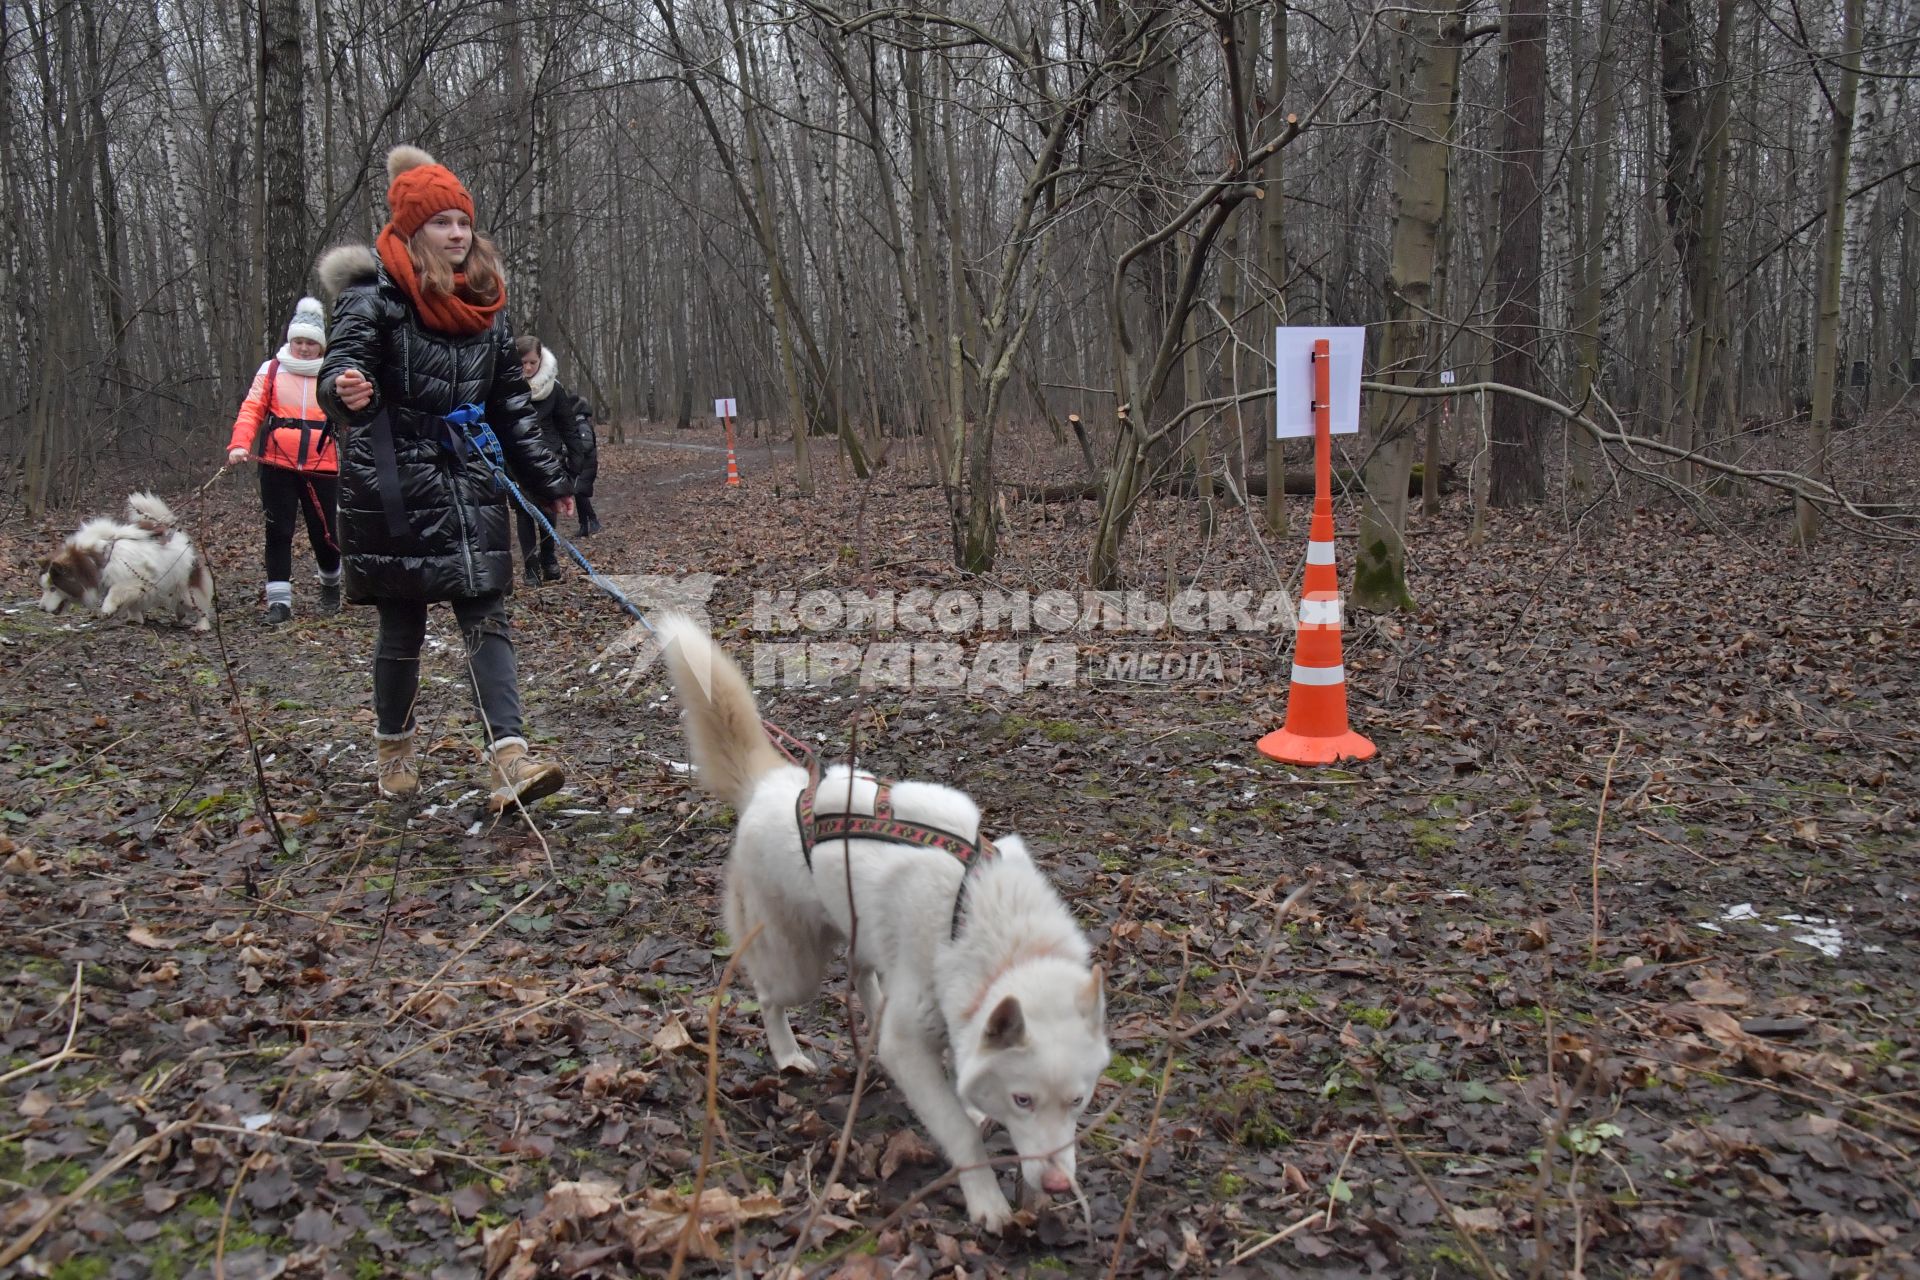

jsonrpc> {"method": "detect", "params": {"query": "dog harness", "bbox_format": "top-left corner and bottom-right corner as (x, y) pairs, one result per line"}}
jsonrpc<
(794, 759), (997, 938)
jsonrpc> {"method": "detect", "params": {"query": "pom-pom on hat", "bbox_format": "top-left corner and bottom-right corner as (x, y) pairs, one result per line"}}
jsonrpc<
(384, 145), (474, 241)
(286, 296), (327, 347)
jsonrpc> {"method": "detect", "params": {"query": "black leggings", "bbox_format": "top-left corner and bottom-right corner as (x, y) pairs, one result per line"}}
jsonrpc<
(574, 493), (598, 529)
(260, 467), (340, 581)
(372, 594), (522, 741)
(515, 504), (557, 570)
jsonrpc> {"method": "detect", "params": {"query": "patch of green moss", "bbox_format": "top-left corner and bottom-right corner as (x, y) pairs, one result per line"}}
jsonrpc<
(1351, 540), (1415, 612)
(1343, 1004), (1394, 1030)
(1409, 818), (1456, 855)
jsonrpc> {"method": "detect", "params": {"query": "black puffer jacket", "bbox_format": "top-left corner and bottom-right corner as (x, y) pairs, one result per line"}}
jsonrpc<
(314, 246), (571, 603)
(531, 383), (598, 495)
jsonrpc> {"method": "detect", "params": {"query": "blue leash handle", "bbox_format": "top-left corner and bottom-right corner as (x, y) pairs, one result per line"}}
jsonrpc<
(443, 404), (654, 633)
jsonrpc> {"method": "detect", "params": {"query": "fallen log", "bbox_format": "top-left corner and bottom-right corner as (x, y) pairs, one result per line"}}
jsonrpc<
(1000, 462), (1455, 503)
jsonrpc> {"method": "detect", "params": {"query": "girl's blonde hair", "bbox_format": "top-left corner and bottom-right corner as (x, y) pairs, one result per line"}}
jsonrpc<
(406, 227), (505, 304)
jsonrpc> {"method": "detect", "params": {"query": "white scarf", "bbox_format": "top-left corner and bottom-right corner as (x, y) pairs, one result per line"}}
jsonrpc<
(528, 346), (558, 401)
(275, 344), (323, 377)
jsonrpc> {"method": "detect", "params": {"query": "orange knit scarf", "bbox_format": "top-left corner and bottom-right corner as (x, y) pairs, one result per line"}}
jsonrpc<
(376, 224), (505, 337)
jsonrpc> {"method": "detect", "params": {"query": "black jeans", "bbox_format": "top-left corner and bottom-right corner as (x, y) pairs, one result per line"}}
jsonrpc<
(260, 467), (340, 581)
(372, 594), (522, 741)
(515, 505), (557, 571)
(574, 493), (598, 530)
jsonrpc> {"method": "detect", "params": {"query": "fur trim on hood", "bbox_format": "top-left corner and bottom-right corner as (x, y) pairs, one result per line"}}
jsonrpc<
(315, 245), (379, 306)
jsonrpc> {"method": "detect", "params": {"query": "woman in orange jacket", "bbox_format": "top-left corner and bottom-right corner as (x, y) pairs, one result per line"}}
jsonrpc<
(225, 297), (342, 624)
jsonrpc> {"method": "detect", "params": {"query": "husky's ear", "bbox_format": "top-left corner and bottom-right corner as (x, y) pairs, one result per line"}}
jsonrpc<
(992, 834), (1030, 864)
(983, 995), (1026, 1050)
(1078, 964), (1106, 1025)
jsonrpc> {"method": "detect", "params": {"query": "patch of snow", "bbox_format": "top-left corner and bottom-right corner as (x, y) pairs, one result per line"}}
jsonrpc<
(1703, 903), (1851, 956)
(1780, 914), (1844, 958)
(558, 808), (598, 817)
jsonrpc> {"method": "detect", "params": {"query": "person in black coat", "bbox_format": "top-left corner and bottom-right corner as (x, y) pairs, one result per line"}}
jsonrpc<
(513, 336), (600, 583)
(315, 144), (573, 813)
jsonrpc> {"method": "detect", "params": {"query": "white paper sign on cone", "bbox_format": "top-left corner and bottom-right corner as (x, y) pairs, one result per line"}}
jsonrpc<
(1273, 327), (1365, 438)
(714, 398), (738, 418)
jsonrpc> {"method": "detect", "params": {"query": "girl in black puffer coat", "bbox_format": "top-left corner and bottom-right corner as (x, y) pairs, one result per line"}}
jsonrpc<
(315, 144), (574, 813)
(513, 336), (600, 582)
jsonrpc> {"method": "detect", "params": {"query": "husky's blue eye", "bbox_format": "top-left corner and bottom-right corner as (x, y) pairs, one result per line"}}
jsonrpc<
(1070, 1095), (1084, 1109)
(1012, 1093), (1034, 1110)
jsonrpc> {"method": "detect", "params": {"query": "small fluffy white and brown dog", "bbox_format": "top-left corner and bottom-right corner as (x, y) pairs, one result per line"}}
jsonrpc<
(657, 616), (1109, 1230)
(37, 493), (213, 630)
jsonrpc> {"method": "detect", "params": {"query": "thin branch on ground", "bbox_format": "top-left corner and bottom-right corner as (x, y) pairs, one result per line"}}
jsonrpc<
(0, 965), (85, 1088)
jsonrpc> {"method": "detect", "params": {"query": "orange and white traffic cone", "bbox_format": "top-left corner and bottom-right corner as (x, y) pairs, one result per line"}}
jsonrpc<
(1258, 338), (1376, 766)
(723, 409), (743, 487)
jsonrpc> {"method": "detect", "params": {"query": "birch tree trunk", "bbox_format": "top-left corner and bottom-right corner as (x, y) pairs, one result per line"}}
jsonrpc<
(1794, 0), (1863, 545)
(262, 0), (306, 323)
(1351, 0), (1466, 611)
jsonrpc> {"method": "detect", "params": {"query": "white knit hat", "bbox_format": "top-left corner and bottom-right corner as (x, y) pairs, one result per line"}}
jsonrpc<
(286, 296), (327, 347)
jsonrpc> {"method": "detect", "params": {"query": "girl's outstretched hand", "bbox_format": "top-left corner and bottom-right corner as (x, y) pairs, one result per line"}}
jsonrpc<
(227, 447), (249, 466)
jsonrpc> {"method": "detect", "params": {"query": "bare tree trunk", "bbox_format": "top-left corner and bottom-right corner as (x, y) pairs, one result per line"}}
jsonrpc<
(1488, 0), (1548, 507)
(262, 0), (306, 322)
(1352, 0), (1466, 611)
(722, 0), (813, 495)
(1262, 0), (1289, 536)
(1568, 0), (1615, 502)
(1795, 0), (1863, 545)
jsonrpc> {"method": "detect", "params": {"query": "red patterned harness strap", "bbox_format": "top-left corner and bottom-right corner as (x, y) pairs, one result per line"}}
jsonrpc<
(795, 760), (997, 870)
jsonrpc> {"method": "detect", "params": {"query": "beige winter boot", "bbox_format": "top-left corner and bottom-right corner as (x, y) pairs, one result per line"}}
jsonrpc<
(486, 737), (565, 812)
(375, 730), (419, 797)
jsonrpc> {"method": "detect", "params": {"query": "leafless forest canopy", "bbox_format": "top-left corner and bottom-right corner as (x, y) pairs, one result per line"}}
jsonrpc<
(3, 0), (1915, 574)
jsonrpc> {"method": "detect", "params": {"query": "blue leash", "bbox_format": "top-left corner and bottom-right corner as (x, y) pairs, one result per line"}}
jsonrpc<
(443, 404), (653, 634)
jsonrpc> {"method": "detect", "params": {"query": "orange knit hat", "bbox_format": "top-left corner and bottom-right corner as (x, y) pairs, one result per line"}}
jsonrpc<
(384, 145), (474, 240)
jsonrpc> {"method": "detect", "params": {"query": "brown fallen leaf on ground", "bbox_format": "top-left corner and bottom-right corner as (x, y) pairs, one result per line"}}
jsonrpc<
(126, 925), (177, 950)
(651, 1015), (696, 1055)
(1685, 976), (1751, 1007)
(879, 1127), (940, 1179)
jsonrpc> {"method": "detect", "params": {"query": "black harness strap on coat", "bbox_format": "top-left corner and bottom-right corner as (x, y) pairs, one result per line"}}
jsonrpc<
(794, 759), (997, 939)
(368, 408), (413, 538)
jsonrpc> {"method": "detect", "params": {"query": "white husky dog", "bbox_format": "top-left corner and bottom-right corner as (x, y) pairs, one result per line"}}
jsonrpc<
(37, 493), (213, 630)
(657, 616), (1109, 1229)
